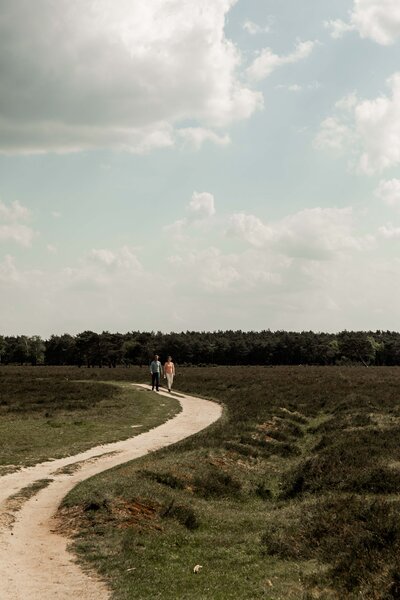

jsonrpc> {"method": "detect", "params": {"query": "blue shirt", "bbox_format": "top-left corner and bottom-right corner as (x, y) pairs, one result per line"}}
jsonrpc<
(150, 360), (162, 374)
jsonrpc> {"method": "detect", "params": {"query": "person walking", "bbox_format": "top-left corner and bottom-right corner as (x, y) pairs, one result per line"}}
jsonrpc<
(163, 355), (175, 392)
(150, 354), (162, 391)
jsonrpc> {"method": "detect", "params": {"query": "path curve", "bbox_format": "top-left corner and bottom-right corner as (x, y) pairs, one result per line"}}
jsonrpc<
(0, 384), (222, 600)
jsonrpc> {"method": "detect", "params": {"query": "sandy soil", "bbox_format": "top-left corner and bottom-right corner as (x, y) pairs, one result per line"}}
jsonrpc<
(0, 384), (222, 600)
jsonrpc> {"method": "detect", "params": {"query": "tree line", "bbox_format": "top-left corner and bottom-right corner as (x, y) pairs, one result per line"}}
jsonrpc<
(1, 329), (400, 367)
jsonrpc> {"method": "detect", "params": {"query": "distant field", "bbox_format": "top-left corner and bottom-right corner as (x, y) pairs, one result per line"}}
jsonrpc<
(58, 365), (400, 599)
(0, 366), (180, 470)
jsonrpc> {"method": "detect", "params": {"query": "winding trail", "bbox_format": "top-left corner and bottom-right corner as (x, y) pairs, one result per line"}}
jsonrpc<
(0, 384), (222, 600)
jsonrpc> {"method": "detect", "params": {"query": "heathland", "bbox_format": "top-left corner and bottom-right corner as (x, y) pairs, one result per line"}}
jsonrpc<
(2, 365), (400, 599)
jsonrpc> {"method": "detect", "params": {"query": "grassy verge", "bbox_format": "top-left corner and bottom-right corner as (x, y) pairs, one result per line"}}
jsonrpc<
(7, 365), (400, 598)
(0, 368), (180, 468)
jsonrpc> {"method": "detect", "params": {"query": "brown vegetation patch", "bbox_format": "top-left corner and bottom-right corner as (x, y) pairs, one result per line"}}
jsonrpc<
(208, 450), (257, 472)
(111, 498), (163, 531)
(57, 497), (163, 537)
(55, 505), (85, 536)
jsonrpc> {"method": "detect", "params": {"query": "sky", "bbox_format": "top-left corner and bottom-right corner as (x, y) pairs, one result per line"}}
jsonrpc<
(1, 0), (400, 337)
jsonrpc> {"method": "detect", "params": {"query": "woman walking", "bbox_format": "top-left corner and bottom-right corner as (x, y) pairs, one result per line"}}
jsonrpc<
(163, 356), (175, 392)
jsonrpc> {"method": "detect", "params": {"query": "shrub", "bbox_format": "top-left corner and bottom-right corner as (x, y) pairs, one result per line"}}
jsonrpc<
(349, 466), (400, 494)
(254, 482), (273, 500)
(280, 428), (400, 498)
(261, 495), (400, 597)
(261, 520), (306, 559)
(161, 500), (199, 530)
(193, 466), (242, 499)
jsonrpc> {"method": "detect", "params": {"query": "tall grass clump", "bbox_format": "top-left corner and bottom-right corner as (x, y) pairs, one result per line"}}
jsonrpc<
(262, 495), (400, 598)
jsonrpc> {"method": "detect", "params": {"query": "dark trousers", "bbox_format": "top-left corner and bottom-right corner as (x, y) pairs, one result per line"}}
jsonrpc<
(151, 372), (160, 391)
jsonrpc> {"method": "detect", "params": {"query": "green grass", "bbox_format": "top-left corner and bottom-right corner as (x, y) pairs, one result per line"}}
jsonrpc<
(0, 368), (180, 468)
(61, 457), (313, 599)
(58, 365), (400, 599)
(5, 365), (400, 598)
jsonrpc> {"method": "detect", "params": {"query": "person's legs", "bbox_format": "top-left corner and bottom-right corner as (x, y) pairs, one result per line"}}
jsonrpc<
(166, 372), (174, 391)
(151, 372), (157, 390)
(155, 372), (160, 391)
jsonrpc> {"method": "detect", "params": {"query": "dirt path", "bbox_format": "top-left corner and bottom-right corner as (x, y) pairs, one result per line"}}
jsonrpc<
(0, 384), (222, 600)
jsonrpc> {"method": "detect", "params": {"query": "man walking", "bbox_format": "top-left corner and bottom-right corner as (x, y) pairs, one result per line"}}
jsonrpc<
(150, 354), (162, 391)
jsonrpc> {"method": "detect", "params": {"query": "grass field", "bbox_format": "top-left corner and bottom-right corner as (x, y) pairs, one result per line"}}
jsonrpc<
(0, 366), (180, 471)
(3, 365), (400, 598)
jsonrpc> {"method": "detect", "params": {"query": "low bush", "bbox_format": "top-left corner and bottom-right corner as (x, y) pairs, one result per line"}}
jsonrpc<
(262, 495), (400, 597)
(161, 500), (199, 530)
(281, 427), (400, 498)
(254, 482), (273, 500)
(192, 465), (242, 499)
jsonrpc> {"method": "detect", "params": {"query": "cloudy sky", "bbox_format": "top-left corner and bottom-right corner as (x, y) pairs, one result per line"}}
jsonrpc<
(1, 0), (400, 336)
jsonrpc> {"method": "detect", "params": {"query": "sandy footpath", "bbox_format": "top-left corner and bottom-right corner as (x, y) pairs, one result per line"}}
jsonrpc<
(0, 384), (222, 600)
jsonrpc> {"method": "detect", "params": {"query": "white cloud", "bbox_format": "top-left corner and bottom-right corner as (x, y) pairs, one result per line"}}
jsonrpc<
(276, 82), (321, 93)
(378, 224), (400, 239)
(375, 179), (400, 208)
(243, 20), (272, 35)
(87, 246), (142, 273)
(276, 84), (302, 92)
(164, 192), (217, 241)
(324, 19), (356, 39)
(0, 254), (21, 283)
(0, 0), (262, 154)
(167, 246), (281, 296)
(61, 246), (144, 290)
(163, 218), (188, 242)
(313, 117), (353, 151)
(186, 247), (241, 292)
(351, 0), (400, 45)
(355, 73), (400, 173)
(229, 207), (361, 260)
(246, 40), (316, 82)
(315, 74), (400, 174)
(229, 213), (274, 247)
(189, 192), (216, 218)
(326, 0), (400, 45)
(0, 224), (35, 247)
(287, 84), (302, 92)
(178, 128), (230, 149)
(0, 246), (161, 335)
(0, 200), (29, 221)
(0, 200), (35, 246)
(335, 92), (358, 112)
(2, 203), (400, 335)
